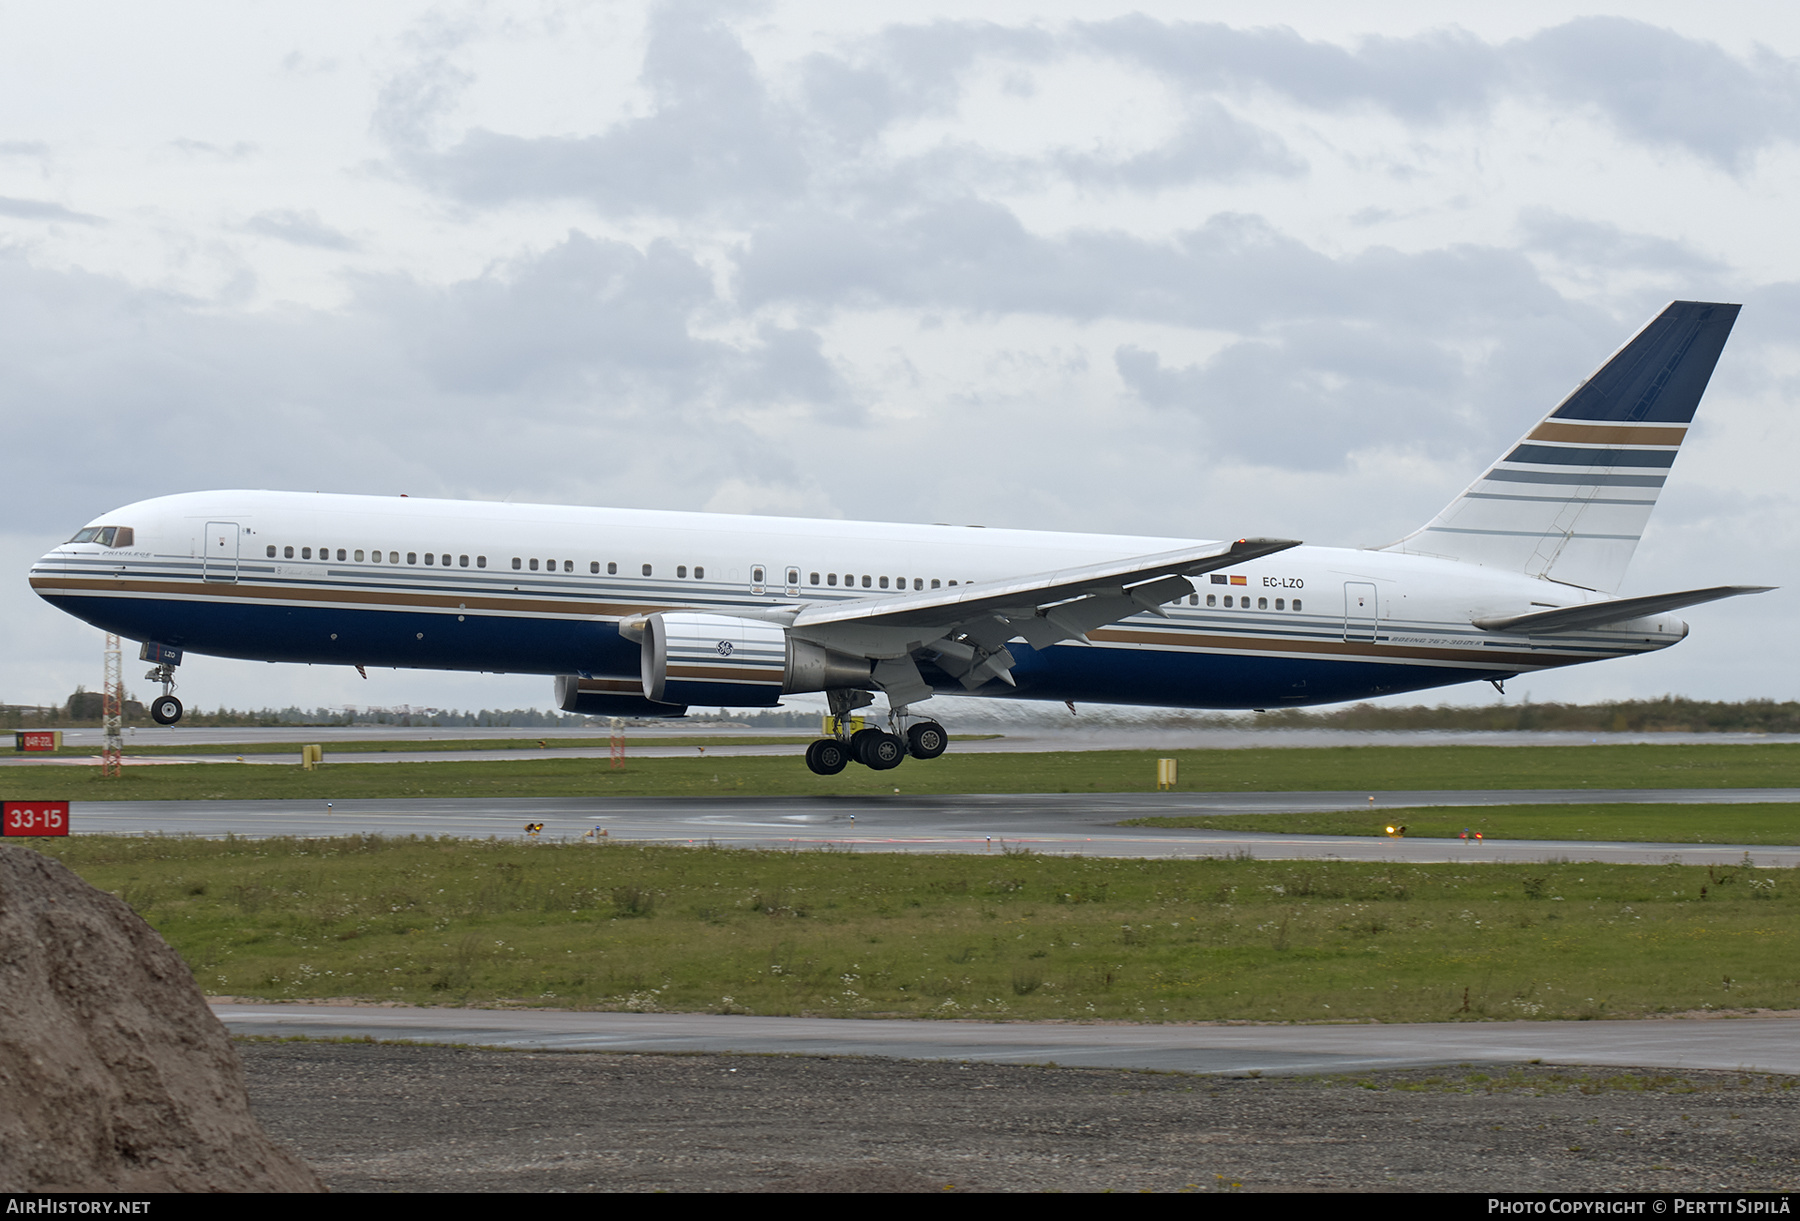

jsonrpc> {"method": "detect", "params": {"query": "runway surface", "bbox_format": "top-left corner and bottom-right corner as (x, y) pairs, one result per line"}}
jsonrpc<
(59, 791), (1800, 865)
(215, 1002), (1800, 1077)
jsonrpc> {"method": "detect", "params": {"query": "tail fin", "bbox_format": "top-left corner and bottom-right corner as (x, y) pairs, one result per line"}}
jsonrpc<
(1382, 300), (1740, 592)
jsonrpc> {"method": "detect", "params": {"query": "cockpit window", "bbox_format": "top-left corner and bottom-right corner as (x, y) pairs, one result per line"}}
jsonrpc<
(67, 526), (133, 547)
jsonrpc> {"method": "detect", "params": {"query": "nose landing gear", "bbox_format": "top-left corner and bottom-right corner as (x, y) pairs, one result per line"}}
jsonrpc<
(142, 646), (184, 725)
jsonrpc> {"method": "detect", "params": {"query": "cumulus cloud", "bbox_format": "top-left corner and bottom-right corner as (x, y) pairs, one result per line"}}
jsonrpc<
(242, 209), (358, 250)
(1081, 16), (1800, 172)
(393, 4), (806, 217)
(0, 231), (856, 535)
(0, 196), (102, 224)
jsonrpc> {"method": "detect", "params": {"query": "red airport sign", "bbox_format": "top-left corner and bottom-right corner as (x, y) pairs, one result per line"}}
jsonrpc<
(14, 731), (61, 752)
(3, 801), (70, 836)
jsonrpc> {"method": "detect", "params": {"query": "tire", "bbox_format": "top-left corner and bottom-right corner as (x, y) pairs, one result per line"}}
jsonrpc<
(906, 720), (948, 760)
(806, 738), (849, 775)
(150, 695), (183, 725)
(849, 727), (886, 767)
(864, 731), (905, 771)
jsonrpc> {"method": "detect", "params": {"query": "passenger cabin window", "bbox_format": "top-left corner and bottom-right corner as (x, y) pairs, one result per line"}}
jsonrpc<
(862, 575), (872, 588)
(590, 562), (599, 574)
(642, 564), (652, 576)
(459, 555), (469, 567)
(512, 557), (522, 570)
(266, 545), (276, 557)
(476, 556), (486, 568)
(425, 553), (434, 565)
(1206, 594), (1216, 607)
(607, 562), (617, 575)
(827, 573), (837, 586)
(810, 572), (820, 584)
(752, 566), (764, 583)
(1293, 599), (1303, 611)
(1258, 597), (1267, 609)
(879, 576), (889, 589)
(389, 552), (398, 564)
(371, 550), (382, 563)
(529, 559), (539, 571)
(677, 566), (687, 578)
(355, 550), (365, 562)
(337, 549), (346, 561)
(563, 560), (572, 573)
(1275, 598), (1285, 610)
(694, 566), (704, 579)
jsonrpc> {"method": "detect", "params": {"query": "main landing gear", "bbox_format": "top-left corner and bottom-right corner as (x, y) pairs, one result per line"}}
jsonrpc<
(804, 693), (947, 776)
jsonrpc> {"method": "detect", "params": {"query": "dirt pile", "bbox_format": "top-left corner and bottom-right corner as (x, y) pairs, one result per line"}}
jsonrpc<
(0, 844), (324, 1192)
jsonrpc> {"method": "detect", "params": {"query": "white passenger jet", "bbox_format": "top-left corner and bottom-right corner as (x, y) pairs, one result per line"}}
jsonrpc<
(32, 301), (1768, 774)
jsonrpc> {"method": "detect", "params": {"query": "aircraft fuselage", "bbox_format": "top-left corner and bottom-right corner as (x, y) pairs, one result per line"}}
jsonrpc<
(31, 489), (1686, 712)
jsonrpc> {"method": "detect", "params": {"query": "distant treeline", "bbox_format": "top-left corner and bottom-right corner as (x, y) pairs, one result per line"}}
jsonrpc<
(1238, 697), (1800, 734)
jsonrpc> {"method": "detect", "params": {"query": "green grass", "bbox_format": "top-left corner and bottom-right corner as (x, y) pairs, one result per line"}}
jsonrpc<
(1124, 803), (1800, 846)
(9, 742), (1800, 803)
(28, 835), (1799, 1024)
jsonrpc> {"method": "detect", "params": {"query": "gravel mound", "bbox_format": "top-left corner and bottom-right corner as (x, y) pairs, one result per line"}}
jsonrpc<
(0, 845), (323, 1192)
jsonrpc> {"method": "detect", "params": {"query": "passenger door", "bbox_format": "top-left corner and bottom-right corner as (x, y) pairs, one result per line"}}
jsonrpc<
(1343, 582), (1377, 642)
(204, 521), (240, 583)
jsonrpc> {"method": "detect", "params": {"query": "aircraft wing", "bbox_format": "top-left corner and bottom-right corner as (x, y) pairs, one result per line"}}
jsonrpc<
(1473, 585), (1772, 634)
(784, 537), (1301, 702)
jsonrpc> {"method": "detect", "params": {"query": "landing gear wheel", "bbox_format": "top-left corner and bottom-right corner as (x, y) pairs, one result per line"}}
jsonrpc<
(906, 720), (948, 760)
(849, 727), (885, 767)
(805, 738), (849, 776)
(150, 695), (183, 725)
(862, 731), (905, 771)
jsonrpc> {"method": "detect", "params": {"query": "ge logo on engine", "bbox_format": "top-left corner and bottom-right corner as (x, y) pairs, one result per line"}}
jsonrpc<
(717, 640), (733, 656)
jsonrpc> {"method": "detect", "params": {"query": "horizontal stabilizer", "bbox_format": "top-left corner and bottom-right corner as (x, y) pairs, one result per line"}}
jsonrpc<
(1473, 585), (1772, 634)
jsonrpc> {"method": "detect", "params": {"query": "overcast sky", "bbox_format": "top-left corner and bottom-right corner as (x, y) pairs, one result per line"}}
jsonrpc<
(4, 1), (1797, 717)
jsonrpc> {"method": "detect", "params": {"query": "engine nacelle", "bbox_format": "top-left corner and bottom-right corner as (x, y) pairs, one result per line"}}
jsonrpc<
(638, 613), (872, 707)
(553, 675), (687, 718)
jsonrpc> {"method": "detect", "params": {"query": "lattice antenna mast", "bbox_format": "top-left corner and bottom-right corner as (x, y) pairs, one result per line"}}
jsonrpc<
(101, 633), (124, 778)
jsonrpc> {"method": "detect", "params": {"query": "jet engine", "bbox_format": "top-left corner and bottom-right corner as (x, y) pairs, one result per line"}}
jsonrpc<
(635, 613), (872, 707)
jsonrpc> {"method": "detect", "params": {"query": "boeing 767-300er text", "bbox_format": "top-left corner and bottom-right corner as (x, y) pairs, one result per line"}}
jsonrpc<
(32, 301), (1770, 773)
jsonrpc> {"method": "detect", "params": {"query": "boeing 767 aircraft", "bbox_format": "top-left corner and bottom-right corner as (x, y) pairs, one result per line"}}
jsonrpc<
(31, 301), (1768, 774)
